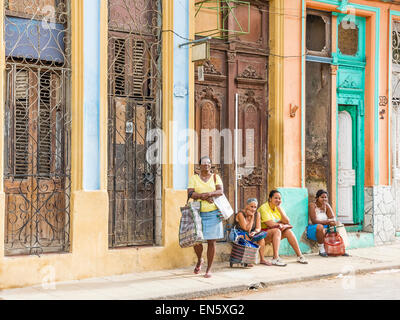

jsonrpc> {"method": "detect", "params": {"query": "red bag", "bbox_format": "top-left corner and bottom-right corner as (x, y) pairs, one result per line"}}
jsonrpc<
(324, 226), (345, 256)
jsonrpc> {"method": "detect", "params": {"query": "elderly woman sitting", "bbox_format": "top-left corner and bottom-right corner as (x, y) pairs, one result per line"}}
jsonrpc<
(230, 198), (273, 266)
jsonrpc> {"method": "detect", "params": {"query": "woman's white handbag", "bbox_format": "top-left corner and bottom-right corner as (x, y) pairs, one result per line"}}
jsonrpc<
(213, 194), (234, 220)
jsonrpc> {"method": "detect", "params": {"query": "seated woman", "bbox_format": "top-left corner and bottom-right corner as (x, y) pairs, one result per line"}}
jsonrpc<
(258, 190), (308, 265)
(231, 198), (276, 267)
(308, 189), (349, 257)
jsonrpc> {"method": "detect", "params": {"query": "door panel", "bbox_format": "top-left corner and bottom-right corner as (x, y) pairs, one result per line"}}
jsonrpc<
(194, 1), (269, 235)
(108, 0), (162, 247)
(5, 67), (70, 255)
(338, 107), (356, 224)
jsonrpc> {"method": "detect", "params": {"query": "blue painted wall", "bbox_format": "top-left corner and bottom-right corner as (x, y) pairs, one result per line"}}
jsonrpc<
(173, 0), (190, 190)
(83, 0), (101, 190)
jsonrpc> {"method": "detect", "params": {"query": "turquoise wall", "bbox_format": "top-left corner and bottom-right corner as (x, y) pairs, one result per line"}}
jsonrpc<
(277, 188), (310, 255)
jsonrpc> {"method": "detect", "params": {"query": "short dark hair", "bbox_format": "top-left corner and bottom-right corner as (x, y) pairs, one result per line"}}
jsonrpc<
(268, 189), (281, 200)
(316, 189), (328, 198)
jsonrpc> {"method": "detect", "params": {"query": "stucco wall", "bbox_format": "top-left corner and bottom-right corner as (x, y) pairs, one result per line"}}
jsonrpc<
(305, 62), (332, 200)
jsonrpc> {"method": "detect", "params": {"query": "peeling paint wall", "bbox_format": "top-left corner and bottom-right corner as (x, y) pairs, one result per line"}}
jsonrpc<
(305, 61), (331, 201)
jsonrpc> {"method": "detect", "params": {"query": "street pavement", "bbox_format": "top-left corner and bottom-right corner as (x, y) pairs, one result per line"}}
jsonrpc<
(0, 241), (400, 300)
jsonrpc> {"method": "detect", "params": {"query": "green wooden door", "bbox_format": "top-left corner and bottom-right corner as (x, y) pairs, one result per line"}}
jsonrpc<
(338, 104), (364, 227)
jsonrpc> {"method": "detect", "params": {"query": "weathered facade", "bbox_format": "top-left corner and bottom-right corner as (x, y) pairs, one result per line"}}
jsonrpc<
(1, 0), (400, 290)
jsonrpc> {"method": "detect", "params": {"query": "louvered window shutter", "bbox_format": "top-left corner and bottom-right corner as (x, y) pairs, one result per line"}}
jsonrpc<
(14, 70), (29, 177)
(132, 40), (146, 97)
(112, 37), (151, 98)
(114, 38), (126, 96)
(38, 71), (52, 176)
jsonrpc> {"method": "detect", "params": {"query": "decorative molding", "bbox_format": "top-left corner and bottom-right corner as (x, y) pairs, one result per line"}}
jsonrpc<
(203, 60), (221, 75)
(238, 90), (263, 110)
(238, 167), (263, 187)
(227, 51), (236, 62)
(339, 75), (359, 89)
(195, 86), (222, 109)
(239, 65), (262, 79)
(379, 96), (388, 106)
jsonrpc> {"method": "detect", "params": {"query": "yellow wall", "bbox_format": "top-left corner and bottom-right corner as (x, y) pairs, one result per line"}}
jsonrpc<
(0, 0), (270, 290)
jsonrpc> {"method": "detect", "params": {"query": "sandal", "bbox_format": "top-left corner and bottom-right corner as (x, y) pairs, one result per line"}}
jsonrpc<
(194, 259), (204, 274)
(260, 260), (272, 266)
(297, 255), (308, 264)
(271, 257), (287, 267)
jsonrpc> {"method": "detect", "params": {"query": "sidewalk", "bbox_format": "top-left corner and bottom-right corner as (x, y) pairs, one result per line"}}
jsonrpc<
(1, 241), (400, 300)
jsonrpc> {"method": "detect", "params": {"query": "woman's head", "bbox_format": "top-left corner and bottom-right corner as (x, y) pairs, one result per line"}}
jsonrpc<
(245, 198), (258, 213)
(199, 156), (212, 171)
(316, 189), (328, 203)
(268, 190), (281, 207)
(199, 155), (211, 164)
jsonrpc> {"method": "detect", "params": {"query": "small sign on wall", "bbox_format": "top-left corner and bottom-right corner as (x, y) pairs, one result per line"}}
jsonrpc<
(192, 41), (210, 62)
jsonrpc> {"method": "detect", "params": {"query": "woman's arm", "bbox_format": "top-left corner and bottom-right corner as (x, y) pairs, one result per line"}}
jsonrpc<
(309, 203), (332, 225)
(208, 184), (223, 197)
(276, 206), (290, 224)
(187, 188), (208, 201)
(325, 204), (337, 226)
(250, 214), (261, 236)
(236, 211), (254, 233)
(262, 219), (281, 229)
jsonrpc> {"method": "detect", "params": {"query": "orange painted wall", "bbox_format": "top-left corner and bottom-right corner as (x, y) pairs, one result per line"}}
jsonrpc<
(305, 0), (395, 188)
(282, 0), (303, 187)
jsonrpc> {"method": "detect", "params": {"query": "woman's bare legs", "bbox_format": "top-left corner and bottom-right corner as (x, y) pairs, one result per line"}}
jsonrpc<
(316, 224), (326, 244)
(257, 238), (272, 265)
(205, 240), (216, 277)
(281, 229), (303, 257)
(193, 244), (204, 274)
(264, 228), (282, 259)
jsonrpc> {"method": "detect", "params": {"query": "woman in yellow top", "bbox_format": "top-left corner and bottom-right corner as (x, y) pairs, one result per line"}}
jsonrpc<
(187, 156), (224, 278)
(258, 190), (308, 266)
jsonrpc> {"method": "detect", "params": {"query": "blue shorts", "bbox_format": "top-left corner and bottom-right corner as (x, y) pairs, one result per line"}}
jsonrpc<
(307, 224), (328, 241)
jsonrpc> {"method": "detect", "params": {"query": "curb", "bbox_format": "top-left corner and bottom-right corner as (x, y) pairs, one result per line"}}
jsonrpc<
(152, 263), (400, 300)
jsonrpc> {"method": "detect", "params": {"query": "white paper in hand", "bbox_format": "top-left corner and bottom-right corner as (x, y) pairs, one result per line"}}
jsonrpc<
(213, 195), (234, 220)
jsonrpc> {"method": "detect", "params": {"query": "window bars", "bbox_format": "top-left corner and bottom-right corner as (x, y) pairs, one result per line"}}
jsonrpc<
(107, 0), (162, 247)
(4, 0), (71, 256)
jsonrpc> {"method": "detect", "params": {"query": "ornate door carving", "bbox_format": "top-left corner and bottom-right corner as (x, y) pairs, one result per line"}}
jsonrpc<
(194, 1), (269, 232)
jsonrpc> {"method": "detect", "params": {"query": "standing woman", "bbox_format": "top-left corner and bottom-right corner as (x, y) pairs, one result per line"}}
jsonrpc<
(308, 189), (349, 257)
(187, 156), (224, 278)
(258, 190), (308, 265)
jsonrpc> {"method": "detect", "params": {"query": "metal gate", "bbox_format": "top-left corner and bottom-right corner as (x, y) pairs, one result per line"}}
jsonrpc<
(107, 0), (162, 247)
(4, 0), (71, 256)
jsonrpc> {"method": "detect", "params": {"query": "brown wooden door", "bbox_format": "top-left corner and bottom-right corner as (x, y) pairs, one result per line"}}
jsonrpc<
(194, 2), (269, 226)
(4, 67), (69, 256)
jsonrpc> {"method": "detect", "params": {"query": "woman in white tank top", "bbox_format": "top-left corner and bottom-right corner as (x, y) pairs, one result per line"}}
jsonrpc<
(307, 190), (339, 257)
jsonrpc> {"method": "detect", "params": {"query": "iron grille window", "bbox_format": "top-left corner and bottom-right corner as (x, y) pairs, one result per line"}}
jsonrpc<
(4, 0), (71, 256)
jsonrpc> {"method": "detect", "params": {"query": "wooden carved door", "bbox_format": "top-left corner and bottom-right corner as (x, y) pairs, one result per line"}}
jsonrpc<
(195, 1), (269, 230)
